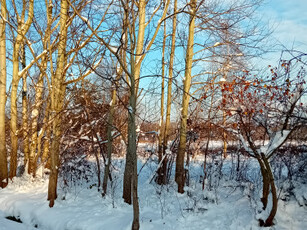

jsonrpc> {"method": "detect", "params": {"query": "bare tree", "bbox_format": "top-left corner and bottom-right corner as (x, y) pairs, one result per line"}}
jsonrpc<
(0, 0), (8, 188)
(9, 0), (34, 179)
(229, 51), (306, 226)
(176, 0), (197, 193)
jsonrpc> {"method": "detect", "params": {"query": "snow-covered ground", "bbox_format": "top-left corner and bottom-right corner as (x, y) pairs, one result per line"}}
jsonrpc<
(0, 152), (306, 230)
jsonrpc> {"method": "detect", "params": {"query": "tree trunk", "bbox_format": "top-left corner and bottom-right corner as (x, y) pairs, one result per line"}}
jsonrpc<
(156, 21), (166, 185)
(175, 0), (196, 193)
(42, 112), (51, 167)
(9, 0), (34, 179)
(161, 0), (177, 185)
(223, 110), (227, 158)
(21, 44), (29, 171)
(29, 74), (44, 175)
(102, 71), (119, 196)
(132, 148), (140, 230)
(0, 0), (8, 188)
(123, 0), (145, 205)
(48, 0), (68, 207)
(129, 54), (140, 229)
(262, 155), (278, 227)
(257, 157), (270, 210)
(47, 115), (60, 207)
(9, 53), (20, 179)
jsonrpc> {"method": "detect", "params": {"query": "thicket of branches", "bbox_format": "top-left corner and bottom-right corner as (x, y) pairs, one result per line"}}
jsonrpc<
(0, 0), (306, 229)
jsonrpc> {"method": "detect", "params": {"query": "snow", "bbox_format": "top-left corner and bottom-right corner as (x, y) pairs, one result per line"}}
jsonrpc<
(0, 214), (36, 230)
(128, 106), (133, 114)
(79, 15), (91, 27)
(260, 130), (291, 156)
(0, 148), (306, 230)
(109, 46), (118, 54)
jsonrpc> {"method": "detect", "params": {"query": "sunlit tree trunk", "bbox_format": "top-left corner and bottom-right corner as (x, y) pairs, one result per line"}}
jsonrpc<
(29, 71), (45, 174)
(41, 106), (51, 166)
(175, 0), (196, 193)
(48, 0), (68, 208)
(9, 0), (34, 179)
(123, 0), (146, 205)
(9, 47), (20, 178)
(162, 0), (177, 185)
(30, 0), (53, 175)
(0, 0), (8, 188)
(21, 44), (29, 171)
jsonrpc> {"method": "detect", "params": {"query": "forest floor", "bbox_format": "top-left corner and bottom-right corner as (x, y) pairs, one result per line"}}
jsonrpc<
(0, 144), (306, 230)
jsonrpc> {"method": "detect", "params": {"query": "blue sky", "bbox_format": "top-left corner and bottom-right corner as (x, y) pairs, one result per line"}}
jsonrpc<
(257, 0), (307, 63)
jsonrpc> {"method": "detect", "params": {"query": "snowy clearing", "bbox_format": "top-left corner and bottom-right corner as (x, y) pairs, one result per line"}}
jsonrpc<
(0, 151), (306, 230)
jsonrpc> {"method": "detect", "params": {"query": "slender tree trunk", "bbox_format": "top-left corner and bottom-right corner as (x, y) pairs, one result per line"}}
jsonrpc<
(33, 113), (48, 177)
(102, 70), (120, 196)
(9, 0), (34, 179)
(29, 73), (44, 174)
(175, 0), (196, 193)
(223, 110), (227, 158)
(48, 0), (68, 207)
(0, 0), (8, 188)
(42, 109), (51, 166)
(21, 44), (29, 171)
(40, 3), (52, 170)
(156, 21), (166, 185)
(162, 0), (177, 185)
(123, 0), (145, 205)
(9, 47), (20, 178)
(129, 56), (139, 230)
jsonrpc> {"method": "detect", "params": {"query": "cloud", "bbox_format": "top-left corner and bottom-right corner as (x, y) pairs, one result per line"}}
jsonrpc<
(260, 0), (307, 49)
(273, 20), (307, 50)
